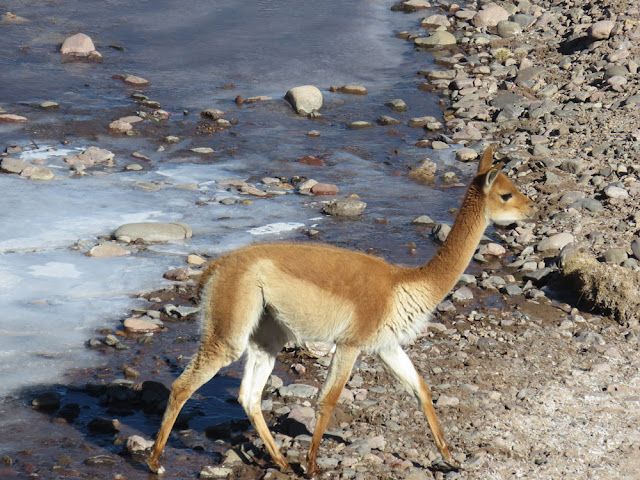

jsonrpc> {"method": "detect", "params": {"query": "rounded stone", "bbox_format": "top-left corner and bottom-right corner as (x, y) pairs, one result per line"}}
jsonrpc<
(108, 120), (133, 133)
(114, 222), (193, 243)
(588, 20), (615, 40)
(311, 182), (339, 195)
(322, 198), (366, 216)
(455, 148), (478, 162)
(497, 21), (522, 38)
(285, 85), (323, 116)
(472, 5), (510, 28)
(604, 185), (628, 199)
(602, 248), (628, 264)
(385, 99), (408, 112)
(0, 114), (27, 123)
(123, 75), (150, 86)
(414, 31), (456, 48)
(631, 238), (640, 260)
(537, 233), (574, 252)
(88, 243), (131, 257)
(123, 317), (161, 334)
(60, 33), (95, 55)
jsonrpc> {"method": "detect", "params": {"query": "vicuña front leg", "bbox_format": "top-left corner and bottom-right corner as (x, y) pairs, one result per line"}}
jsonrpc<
(307, 345), (359, 478)
(378, 344), (459, 471)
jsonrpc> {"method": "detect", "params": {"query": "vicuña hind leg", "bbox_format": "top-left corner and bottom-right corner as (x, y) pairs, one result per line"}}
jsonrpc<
(239, 338), (290, 471)
(148, 348), (238, 474)
(378, 344), (459, 471)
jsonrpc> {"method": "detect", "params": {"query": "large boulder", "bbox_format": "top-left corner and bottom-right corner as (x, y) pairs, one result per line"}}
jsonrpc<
(285, 85), (323, 115)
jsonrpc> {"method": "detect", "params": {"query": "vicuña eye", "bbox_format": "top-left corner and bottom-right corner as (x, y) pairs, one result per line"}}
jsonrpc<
(500, 193), (513, 202)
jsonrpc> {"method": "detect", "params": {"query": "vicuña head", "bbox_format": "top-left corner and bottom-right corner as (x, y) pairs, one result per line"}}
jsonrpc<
(148, 147), (534, 477)
(475, 146), (533, 225)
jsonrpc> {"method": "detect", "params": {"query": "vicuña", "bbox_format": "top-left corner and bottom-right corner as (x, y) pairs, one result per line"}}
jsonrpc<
(148, 147), (534, 477)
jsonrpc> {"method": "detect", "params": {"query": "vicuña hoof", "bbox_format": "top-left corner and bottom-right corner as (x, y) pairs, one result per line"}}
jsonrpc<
(147, 457), (165, 475)
(430, 455), (461, 472)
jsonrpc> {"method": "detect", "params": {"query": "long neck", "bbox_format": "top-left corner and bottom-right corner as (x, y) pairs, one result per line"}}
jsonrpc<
(419, 182), (489, 301)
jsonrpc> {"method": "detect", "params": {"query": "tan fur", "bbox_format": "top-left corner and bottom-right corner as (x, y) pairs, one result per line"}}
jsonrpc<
(148, 147), (534, 477)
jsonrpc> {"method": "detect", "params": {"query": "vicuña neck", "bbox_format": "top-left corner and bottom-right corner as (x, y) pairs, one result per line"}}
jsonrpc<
(420, 182), (488, 301)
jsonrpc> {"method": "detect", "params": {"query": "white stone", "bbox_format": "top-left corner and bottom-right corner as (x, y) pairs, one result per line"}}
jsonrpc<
(285, 85), (323, 115)
(60, 33), (96, 55)
(456, 148), (478, 162)
(125, 435), (155, 454)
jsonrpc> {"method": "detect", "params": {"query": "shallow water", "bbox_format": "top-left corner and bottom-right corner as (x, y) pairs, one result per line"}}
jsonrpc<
(0, 1), (473, 399)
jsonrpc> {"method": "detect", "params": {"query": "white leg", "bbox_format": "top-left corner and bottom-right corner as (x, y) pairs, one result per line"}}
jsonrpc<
(237, 323), (291, 471)
(377, 344), (457, 469)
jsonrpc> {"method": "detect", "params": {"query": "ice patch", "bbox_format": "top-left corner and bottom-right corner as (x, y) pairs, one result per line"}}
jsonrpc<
(247, 222), (306, 236)
(29, 262), (82, 279)
(18, 146), (82, 162)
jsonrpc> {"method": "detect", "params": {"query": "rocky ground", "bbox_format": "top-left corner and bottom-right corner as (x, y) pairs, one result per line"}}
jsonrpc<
(2, 0), (640, 479)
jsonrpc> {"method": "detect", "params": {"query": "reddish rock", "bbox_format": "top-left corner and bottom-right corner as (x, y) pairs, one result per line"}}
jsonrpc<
(123, 317), (160, 334)
(298, 155), (324, 166)
(311, 182), (339, 195)
(163, 267), (191, 281)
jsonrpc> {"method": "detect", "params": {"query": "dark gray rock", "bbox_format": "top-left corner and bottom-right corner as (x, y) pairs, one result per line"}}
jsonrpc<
(510, 13), (536, 29)
(602, 248), (628, 264)
(32, 392), (61, 413)
(88, 417), (121, 433)
(574, 331), (605, 345)
(490, 93), (530, 110)
(604, 65), (629, 80)
(503, 284), (523, 296)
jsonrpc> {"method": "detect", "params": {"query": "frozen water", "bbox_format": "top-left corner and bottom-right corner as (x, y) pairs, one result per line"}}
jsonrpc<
(248, 222), (307, 236)
(0, 146), (319, 397)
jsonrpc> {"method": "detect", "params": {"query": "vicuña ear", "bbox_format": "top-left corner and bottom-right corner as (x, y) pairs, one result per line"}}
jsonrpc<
(484, 162), (504, 191)
(478, 146), (494, 173)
